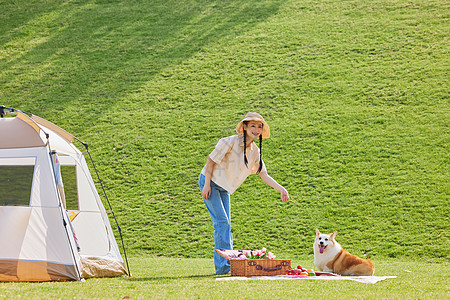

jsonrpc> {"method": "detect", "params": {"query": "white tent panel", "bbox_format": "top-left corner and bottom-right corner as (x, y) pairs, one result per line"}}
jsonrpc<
(76, 156), (125, 262)
(22, 207), (76, 264)
(0, 157), (35, 166)
(57, 156), (76, 166)
(73, 212), (109, 256)
(40, 125), (80, 156)
(76, 163), (100, 212)
(30, 147), (60, 208)
(0, 207), (32, 258)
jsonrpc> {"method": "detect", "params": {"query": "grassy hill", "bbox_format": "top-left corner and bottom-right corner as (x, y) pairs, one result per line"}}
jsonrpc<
(1, 0), (448, 262)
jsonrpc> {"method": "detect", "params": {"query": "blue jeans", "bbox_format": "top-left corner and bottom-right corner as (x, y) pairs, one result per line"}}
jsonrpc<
(198, 173), (232, 274)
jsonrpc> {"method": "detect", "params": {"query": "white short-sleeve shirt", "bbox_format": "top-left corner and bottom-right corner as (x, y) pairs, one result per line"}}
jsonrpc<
(201, 135), (266, 194)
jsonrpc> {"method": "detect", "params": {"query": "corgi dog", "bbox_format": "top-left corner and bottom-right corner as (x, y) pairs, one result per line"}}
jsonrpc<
(314, 229), (375, 276)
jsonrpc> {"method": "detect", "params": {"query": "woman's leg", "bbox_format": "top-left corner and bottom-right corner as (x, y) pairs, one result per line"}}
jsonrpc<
(199, 174), (232, 274)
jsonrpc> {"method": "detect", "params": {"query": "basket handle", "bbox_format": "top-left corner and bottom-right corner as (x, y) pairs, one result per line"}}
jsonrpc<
(255, 264), (282, 272)
(250, 261), (290, 272)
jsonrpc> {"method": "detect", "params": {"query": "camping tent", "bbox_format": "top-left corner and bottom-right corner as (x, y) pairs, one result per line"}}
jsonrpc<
(0, 107), (128, 281)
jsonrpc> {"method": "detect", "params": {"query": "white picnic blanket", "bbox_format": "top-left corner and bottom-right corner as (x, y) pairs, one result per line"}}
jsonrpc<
(216, 275), (397, 284)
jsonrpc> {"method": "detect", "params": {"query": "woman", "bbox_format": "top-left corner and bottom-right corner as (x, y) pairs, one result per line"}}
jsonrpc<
(198, 112), (289, 274)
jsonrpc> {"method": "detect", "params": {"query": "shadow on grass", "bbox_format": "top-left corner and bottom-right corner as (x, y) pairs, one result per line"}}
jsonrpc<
(1, 0), (283, 121)
(124, 274), (222, 281)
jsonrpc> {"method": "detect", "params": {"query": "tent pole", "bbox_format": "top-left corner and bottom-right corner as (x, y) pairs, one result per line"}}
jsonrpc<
(49, 150), (83, 281)
(79, 141), (131, 276)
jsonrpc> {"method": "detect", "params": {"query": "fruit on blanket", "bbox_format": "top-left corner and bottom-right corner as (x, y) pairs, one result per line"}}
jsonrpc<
(287, 266), (317, 276)
(286, 269), (301, 275)
(295, 266), (307, 272)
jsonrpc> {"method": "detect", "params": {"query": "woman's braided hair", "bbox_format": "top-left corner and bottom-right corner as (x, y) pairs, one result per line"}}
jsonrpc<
(243, 121), (263, 174)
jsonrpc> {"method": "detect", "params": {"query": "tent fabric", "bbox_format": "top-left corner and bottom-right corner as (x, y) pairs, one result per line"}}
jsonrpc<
(0, 111), (127, 281)
(16, 112), (42, 137)
(0, 260), (79, 282)
(31, 114), (75, 143)
(0, 206), (77, 263)
(80, 258), (127, 279)
(0, 113), (45, 149)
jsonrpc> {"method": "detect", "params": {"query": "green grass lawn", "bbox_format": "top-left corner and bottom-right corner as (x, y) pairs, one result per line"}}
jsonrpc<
(0, 256), (448, 299)
(0, 0), (448, 296)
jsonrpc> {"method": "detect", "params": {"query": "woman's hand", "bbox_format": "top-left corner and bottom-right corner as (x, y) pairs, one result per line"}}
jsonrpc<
(259, 172), (289, 202)
(202, 157), (215, 201)
(280, 188), (289, 202)
(202, 184), (211, 201)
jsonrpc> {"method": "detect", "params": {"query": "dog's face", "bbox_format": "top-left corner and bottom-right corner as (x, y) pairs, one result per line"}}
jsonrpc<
(315, 229), (337, 254)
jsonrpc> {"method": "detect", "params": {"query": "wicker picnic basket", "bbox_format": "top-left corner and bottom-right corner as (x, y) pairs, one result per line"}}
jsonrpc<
(216, 249), (292, 277)
(230, 259), (292, 277)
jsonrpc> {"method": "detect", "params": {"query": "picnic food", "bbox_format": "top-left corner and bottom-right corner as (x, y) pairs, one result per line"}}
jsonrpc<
(286, 266), (316, 276)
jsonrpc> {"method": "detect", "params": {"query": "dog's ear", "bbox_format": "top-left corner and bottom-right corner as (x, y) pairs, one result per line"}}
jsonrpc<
(330, 231), (337, 240)
(315, 229), (320, 237)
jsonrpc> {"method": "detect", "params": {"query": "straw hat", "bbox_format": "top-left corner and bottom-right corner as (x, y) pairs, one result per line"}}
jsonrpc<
(236, 112), (270, 139)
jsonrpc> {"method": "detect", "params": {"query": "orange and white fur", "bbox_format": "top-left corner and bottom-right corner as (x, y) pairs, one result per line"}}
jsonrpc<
(314, 229), (375, 276)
